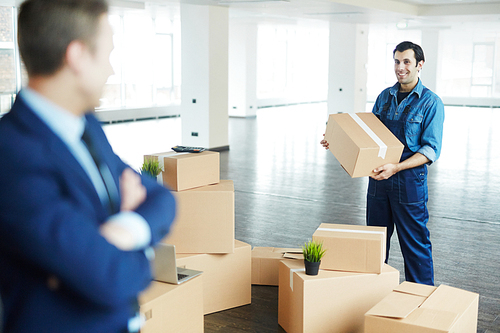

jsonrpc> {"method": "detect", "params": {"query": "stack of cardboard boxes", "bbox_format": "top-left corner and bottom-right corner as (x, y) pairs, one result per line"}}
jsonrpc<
(138, 113), (480, 332)
(276, 226), (479, 333)
(138, 151), (251, 333)
(278, 223), (400, 333)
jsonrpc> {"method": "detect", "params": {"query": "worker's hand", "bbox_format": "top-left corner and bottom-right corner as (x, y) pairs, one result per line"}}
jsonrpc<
(120, 168), (146, 212)
(320, 134), (329, 150)
(370, 163), (400, 180)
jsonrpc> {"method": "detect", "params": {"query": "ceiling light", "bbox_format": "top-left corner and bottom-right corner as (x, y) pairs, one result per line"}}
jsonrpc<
(396, 19), (408, 29)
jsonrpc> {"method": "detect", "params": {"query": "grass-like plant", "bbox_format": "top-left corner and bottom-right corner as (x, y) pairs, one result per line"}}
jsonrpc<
(302, 240), (326, 263)
(141, 158), (163, 178)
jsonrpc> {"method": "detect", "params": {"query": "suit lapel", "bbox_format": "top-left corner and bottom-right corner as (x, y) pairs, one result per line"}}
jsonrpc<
(12, 96), (107, 216)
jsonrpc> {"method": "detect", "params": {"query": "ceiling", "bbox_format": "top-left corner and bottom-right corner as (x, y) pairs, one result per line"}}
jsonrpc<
(136, 0), (500, 29)
(2, 0), (500, 29)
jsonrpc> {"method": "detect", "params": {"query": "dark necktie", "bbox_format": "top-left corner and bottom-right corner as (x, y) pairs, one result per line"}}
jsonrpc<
(81, 124), (119, 214)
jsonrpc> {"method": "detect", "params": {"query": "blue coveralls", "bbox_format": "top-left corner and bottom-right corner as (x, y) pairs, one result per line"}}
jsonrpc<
(367, 88), (434, 286)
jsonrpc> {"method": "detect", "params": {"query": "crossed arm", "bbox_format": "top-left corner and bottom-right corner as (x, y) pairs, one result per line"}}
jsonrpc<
(98, 168), (149, 251)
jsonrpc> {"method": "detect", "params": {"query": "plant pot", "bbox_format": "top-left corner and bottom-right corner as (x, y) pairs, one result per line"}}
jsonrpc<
(304, 260), (321, 276)
(141, 170), (154, 178)
(156, 173), (163, 184)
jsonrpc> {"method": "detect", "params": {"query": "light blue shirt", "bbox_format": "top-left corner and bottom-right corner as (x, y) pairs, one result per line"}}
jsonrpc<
(21, 88), (110, 205)
(372, 79), (445, 163)
(20, 88), (151, 250)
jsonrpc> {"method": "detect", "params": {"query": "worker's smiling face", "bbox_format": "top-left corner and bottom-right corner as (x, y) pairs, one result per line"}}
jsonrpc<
(394, 49), (423, 92)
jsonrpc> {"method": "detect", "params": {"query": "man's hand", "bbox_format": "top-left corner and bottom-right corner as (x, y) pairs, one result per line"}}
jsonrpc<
(371, 153), (430, 181)
(370, 163), (400, 181)
(320, 134), (329, 150)
(99, 169), (151, 251)
(120, 168), (146, 212)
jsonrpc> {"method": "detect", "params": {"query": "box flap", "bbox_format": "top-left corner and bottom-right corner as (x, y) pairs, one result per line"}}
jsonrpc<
(365, 290), (427, 319)
(403, 307), (459, 331)
(420, 284), (479, 314)
(394, 281), (437, 297)
(272, 247), (301, 254)
(251, 247), (302, 259)
(282, 252), (303, 260)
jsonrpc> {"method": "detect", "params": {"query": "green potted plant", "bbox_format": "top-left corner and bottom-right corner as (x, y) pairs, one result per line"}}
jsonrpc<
(141, 158), (163, 180)
(302, 240), (327, 276)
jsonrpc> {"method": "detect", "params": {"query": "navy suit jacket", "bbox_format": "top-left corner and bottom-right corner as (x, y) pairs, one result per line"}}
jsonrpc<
(0, 95), (176, 332)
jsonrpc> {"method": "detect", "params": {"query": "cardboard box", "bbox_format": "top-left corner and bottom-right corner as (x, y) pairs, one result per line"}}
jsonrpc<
(175, 240), (251, 315)
(324, 112), (404, 178)
(365, 281), (479, 333)
(163, 180), (234, 254)
(144, 151), (220, 191)
(312, 223), (386, 274)
(278, 260), (400, 333)
(251, 247), (303, 286)
(139, 277), (204, 333)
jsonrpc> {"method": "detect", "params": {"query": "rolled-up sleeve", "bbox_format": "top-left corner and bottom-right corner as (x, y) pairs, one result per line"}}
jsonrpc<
(415, 96), (445, 164)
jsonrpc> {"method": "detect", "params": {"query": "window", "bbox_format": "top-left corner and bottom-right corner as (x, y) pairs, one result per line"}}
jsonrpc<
(471, 43), (494, 97)
(0, 6), (16, 114)
(257, 22), (329, 102)
(437, 21), (500, 99)
(100, 5), (181, 111)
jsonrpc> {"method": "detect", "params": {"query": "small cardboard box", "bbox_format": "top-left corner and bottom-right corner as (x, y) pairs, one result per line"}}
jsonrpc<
(324, 112), (403, 178)
(163, 180), (235, 254)
(365, 281), (479, 333)
(251, 247), (303, 286)
(312, 223), (386, 274)
(278, 260), (400, 333)
(139, 277), (204, 333)
(176, 240), (251, 315)
(144, 151), (220, 191)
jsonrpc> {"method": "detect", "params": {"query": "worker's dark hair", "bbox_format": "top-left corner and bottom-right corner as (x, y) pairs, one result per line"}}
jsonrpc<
(18, 0), (109, 76)
(393, 41), (425, 65)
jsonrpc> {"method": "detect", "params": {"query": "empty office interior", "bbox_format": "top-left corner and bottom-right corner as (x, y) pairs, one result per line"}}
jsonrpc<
(0, 0), (499, 332)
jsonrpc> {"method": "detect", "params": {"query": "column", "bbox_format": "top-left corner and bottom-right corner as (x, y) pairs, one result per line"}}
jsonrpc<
(327, 22), (368, 115)
(180, 4), (229, 150)
(420, 29), (439, 92)
(228, 20), (258, 118)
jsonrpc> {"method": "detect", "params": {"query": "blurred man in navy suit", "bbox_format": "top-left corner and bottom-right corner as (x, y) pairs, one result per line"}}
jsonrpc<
(0, 0), (176, 332)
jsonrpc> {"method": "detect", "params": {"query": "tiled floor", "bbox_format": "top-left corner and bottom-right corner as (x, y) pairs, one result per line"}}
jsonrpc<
(104, 102), (500, 332)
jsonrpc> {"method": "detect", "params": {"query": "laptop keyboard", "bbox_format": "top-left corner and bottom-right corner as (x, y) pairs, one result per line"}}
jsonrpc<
(178, 273), (189, 280)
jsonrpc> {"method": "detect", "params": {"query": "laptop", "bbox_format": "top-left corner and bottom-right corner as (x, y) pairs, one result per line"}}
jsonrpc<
(152, 243), (202, 285)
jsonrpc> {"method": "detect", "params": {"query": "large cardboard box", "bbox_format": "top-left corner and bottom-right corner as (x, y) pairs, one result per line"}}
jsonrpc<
(278, 260), (400, 333)
(163, 180), (235, 254)
(144, 151), (220, 191)
(176, 240), (252, 315)
(139, 277), (204, 333)
(365, 281), (479, 333)
(324, 112), (403, 178)
(251, 247), (303, 286)
(312, 223), (386, 274)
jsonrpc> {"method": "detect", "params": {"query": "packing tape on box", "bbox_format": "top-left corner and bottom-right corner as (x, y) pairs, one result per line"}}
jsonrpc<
(316, 228), (385, 235)
(290, 268), (305, 291)
(348, 113), (388, 159)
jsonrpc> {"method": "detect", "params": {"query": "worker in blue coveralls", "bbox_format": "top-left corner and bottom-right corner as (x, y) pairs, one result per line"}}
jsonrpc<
(321, 41), (444, 285)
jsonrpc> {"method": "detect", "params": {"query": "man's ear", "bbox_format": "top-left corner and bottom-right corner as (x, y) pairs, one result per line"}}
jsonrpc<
(65, 40), (89, 74)
(417, 60), (424, 71)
